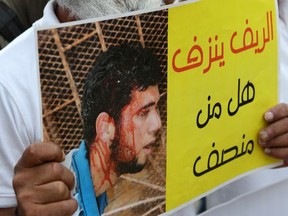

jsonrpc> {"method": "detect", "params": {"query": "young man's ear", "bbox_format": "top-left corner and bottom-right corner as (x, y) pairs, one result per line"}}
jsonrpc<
(95, 112), (115, 143)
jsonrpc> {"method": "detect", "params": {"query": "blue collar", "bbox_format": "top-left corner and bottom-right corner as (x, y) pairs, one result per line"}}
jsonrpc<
(72, 141), (108, 216)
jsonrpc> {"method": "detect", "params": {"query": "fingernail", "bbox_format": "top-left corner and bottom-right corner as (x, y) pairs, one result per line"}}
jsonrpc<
(264, 112), (274, 122)
(61, 151), (66, 160)
(259, 130), (269, 141)
(258, 139), (266, 146)
(264, 148), (271, 154)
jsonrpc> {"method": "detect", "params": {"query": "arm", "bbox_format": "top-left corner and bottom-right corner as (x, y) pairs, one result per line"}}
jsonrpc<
(13, 142), (78, 216)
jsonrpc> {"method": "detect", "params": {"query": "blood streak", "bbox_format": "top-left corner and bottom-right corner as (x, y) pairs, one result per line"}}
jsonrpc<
(117, 104), (136, 161)
(90, 139), (113, 187)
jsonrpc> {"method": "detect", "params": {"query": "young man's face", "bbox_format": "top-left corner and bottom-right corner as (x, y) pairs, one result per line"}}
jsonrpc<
(112, 85), (162, 174)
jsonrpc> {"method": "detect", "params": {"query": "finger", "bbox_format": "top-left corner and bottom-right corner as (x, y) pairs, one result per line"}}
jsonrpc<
(263, 103), (288, 123)
(18, 198), (78, 216)
(258, 117), (288, 146)
(259, 131), (288, 148)
(17, 181), (71, 204)
(13, 162), (75, 190)
(15, 143), (65, 172)
(264, 147), (288, 160)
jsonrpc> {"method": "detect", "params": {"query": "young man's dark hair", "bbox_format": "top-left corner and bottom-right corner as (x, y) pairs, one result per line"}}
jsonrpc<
(81, 43), (163, 146)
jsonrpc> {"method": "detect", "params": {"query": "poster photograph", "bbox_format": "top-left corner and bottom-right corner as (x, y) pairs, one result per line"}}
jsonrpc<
(36, 0), (280, 215)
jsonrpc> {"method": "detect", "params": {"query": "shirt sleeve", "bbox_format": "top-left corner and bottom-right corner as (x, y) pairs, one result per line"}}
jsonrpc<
(0, 83), (30, 207)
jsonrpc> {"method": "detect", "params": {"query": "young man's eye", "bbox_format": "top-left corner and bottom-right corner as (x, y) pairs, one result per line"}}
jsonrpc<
(139, 109), (149, 117)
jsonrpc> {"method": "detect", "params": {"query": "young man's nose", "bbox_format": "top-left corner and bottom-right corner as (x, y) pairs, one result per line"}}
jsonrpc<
(149, 111), (162, 134)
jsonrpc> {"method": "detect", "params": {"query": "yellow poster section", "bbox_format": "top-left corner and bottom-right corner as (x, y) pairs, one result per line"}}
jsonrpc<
(166, 0), (278, 210)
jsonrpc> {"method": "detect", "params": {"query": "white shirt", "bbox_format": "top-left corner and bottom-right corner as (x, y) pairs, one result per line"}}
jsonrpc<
(0, 0), (59, 207)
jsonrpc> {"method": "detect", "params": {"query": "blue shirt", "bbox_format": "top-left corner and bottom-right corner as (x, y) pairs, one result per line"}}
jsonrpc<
(71, 141), (108, 216)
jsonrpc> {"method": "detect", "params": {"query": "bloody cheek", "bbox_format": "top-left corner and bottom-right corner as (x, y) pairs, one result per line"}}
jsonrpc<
(117, 145), (136, 161)
(118, 106), (137, 161)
